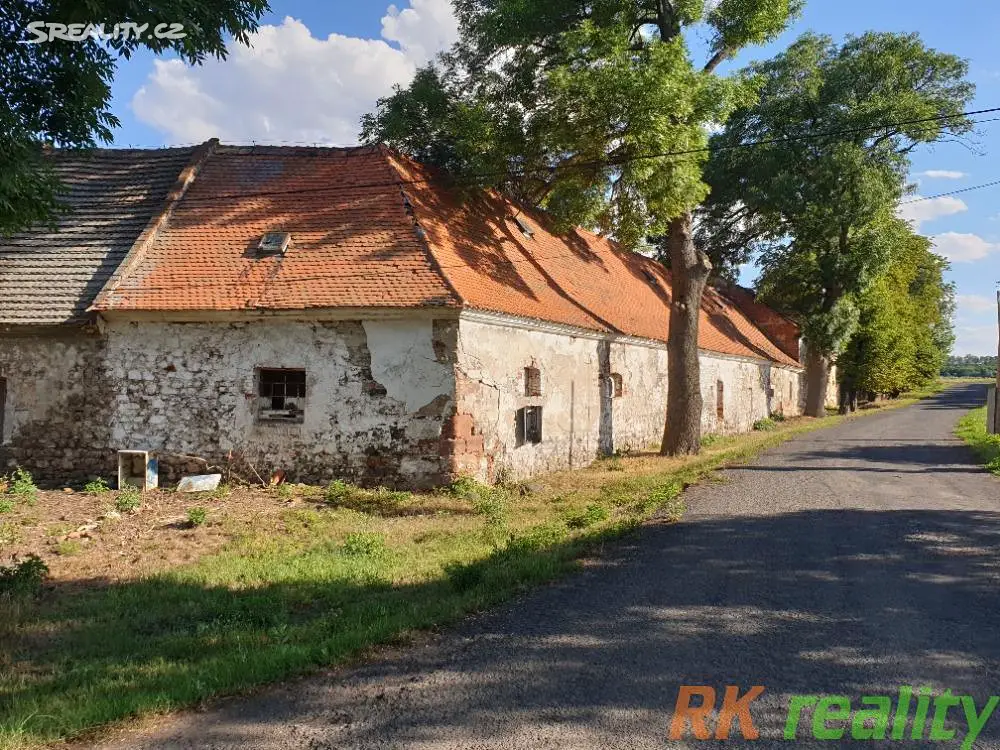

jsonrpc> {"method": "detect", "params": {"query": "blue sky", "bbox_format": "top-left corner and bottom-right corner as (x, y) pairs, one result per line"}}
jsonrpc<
(104, 0), (999, 355)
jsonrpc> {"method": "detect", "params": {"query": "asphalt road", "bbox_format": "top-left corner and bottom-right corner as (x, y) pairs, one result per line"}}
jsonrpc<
(102, 384), (1000, 749)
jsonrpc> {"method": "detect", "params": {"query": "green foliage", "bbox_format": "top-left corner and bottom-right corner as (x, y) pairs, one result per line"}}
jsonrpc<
(1, 0), (269, 235)
(187, 507), (208, 527)
(5, 467), (38, 504)
(955, 408), (1000, 476)
(0, 555), (48, 598)
(114, 485), (142, 514)
(564, 504), (610, 529)
(700, 434), (722, 448)
(942, 356), (997, 378)
(84, 478), (111, 495)
(701, 31), (974, 359)
(341, 532), (388, 558)
(363, 0), (800, 249)
(0, 499), (13, 514)
(753, 418), (778, 431)
(323, 481), (413, 516)
(56, 540), (83, 556)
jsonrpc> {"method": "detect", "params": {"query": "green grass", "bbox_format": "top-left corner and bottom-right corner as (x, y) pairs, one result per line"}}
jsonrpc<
(0, 389), (942, 749)
(956, 407), (1000, 476)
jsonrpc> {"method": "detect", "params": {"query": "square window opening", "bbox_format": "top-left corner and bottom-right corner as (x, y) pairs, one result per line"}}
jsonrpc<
(516, 406), (543, 446)
(258, 369), (306, 422)
(524, 366), (542, 397)
(609, 373), (623, 398)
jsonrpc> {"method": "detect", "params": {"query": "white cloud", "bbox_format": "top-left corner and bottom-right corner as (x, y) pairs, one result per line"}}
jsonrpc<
(897, 196), (967, 231)
(931, 232), (1000, 263)
(957, 294), (997, 315)
(954, 324), (998, 356)
(918, 170), (968, 180)
(132, 2), (459, 146)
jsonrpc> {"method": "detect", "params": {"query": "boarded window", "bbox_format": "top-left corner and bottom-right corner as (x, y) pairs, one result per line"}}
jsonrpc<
(609, 373), (623, 398)
(716, 380), (725, 421)
(258, 369), (306, 422)
(0, 377), (6, 441)
(515, 406), (543, 445)
(524, 366), (542, 397)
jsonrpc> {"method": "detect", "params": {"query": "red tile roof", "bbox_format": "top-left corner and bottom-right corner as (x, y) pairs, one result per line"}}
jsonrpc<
(89, 142), (799, 368)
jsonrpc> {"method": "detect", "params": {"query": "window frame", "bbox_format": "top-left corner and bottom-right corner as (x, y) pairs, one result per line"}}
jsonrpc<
(257, 368), (307, 423)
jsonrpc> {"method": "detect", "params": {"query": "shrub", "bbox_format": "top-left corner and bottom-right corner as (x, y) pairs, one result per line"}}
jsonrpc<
(187, 507), (208, 527)
(448, 475), (485, 499)
(753, 418), (778, 432)
(84, 477), (111, 495)
(565, 504), (610, 529)
(342, 531), (387, 557)
(114, 485), (142, 513)
(6, 468), (38, 504)
(324, 479), (352, 504)
(0, 555), (48, 598)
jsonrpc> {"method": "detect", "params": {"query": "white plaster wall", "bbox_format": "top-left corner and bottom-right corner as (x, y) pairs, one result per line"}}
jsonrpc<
(456, 317), (804, 481)
(102, 318), (457, 486)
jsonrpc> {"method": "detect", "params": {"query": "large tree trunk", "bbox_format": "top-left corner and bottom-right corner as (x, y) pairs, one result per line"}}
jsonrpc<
(804, 347), (831, 418)
(661, 212), (712, 456)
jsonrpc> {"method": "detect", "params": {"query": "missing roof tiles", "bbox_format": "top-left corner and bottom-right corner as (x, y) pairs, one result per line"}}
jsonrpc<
(513, 215), (535, 239)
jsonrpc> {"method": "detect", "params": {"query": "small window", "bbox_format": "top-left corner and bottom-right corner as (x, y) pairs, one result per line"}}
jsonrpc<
(257, 231), (291, 257)
(513, 215), (535, 239)
(258, 369), (306, 422)
(716, 380), (725, 421)
(524, 366), (542, 397)
(516, 406), (543, 445)
(608, 373), (623, 398)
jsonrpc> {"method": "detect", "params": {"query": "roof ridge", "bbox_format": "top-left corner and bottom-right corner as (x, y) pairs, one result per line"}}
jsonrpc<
(381, 147), (466, 309)
(90, 138), (219, 313)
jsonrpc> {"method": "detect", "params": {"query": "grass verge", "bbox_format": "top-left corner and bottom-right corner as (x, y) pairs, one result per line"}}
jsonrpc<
(955, 407), (1000, 476)
(0, 388), (942, 749)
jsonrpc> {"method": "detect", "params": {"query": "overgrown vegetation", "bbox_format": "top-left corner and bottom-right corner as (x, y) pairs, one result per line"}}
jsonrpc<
(956, 408), (1000, 476)
(84, 478), (111, 495)
(0, 555), (47, 599)
(0, 392), (941, 749)
(2, 469), (37, 506)
(113, 485), (143, 514)
(753, 418), (778, 432)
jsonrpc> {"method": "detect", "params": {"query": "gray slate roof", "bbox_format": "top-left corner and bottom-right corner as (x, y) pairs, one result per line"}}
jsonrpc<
(0, 147), (195, 325)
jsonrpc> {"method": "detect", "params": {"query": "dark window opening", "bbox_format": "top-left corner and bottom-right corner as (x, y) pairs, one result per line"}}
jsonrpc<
(257, 231), (292, 257)
(716, 380), (725, 421)
(516, 406), (543, 446)
(609, 373), (623, 398)
(524, 366), (542, 397)
(258, 369), (306, 422)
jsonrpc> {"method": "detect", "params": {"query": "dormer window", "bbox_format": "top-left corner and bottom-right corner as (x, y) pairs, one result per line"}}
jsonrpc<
(513, 215), (535, 240)
(258, 232), (291, 257)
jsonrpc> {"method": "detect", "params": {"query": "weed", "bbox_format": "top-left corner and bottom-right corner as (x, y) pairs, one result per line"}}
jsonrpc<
(0, 499), (13, 514)
(700, 434), (722, 448)
(324, 480), (412, 516)
(0, 522), (21, 547)
(564, 504), (610, 529)
(0, 555), (48, 598)
(448, 475), (484, 498)
(187, 507), (208, 527)
(6, 467), (38, 505)
(84, 477), (112, 494)
(114, 485), (143, 513)
(753, 418), (778, 432)
(342, 531), (388, 557)
(56, 540), (83, 556)
(275, 483), (294, 500)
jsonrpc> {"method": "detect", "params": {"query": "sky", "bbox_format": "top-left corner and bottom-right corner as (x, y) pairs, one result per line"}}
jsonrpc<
(103, 0), (999, 356)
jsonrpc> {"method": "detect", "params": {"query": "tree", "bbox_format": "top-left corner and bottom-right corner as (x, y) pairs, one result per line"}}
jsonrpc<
(837, 232), (954, 408)
(700, 32), (974, 415)
(0, 0), (269, 235)
(362, 0), (802, 455)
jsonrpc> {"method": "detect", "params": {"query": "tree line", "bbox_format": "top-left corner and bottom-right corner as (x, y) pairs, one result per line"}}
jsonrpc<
(941, 356), (999, 378)
(2, 0), (972, 456)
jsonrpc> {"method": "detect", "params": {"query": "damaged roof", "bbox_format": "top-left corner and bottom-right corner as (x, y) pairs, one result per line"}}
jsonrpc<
(0, 146), (199, 325)
(2, 141), (799, 367)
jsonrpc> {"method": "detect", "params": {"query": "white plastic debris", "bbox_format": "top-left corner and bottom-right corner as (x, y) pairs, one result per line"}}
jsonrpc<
(176, 474), (222, 493)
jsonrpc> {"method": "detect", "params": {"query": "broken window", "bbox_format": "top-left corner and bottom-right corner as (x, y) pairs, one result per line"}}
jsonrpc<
(609, 373), (623, 398)
(516, 406), (543, 446)
(524, 366), (542, 397)
(716, 380), (725, 421)
(258, 369), (306, 422)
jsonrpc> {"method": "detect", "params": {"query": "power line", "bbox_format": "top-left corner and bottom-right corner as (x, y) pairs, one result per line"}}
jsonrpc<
(900, 178), (1000, 204)
(54, 106), (1000, 209)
